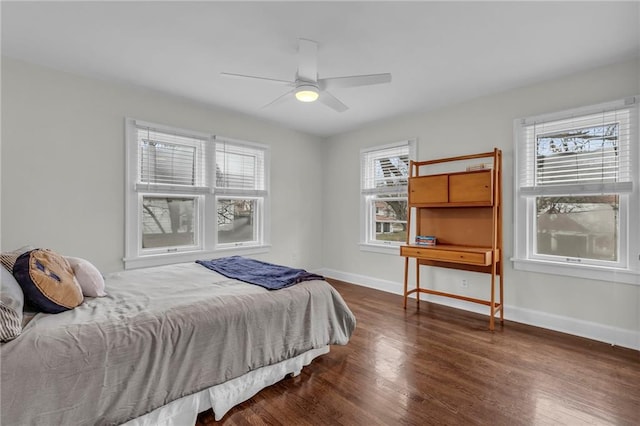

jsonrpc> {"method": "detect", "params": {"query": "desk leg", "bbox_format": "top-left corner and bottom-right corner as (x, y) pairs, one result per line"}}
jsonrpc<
(499, 259), (504, 323)
(403, 257), (409, 309)
(415, 260), (421, 309)
(489, 267), (496, 331)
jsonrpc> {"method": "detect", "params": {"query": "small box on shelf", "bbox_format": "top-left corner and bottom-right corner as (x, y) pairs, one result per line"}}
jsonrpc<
(415, 235), (436, 246)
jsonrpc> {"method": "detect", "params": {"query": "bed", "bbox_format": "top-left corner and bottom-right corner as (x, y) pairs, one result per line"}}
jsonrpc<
(0, 259), (356, 425)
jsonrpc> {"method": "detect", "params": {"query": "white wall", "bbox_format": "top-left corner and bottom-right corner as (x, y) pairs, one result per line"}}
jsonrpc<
(321, 58), (640, 349)
(1, 57), (325, 273)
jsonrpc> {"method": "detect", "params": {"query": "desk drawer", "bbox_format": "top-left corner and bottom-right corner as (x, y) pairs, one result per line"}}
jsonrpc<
(401, 245), (491, 266)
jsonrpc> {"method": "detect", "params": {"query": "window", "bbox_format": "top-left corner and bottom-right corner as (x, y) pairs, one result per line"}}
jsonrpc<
(142, 196), (198, 249)
(513, 97), (639, 283)
(360, 140), (416, 253)
(125, 119), (269, 269)
(214, 139), (267, 248)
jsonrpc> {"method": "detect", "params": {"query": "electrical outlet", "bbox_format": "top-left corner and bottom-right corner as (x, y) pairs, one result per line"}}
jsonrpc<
(461, 279), (468, 288)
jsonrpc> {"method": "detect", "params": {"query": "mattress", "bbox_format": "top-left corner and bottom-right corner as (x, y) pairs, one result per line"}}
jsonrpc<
(0, 262), (356, 425)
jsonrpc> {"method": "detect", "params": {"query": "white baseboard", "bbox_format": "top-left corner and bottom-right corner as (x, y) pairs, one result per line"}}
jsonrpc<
(318, 268), (640, 351)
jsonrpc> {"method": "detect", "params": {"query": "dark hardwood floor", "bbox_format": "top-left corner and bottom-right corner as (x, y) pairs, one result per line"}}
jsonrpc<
(196, 279), (640, 425)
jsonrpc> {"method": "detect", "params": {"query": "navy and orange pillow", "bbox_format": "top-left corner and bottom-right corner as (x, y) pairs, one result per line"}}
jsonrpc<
(13, 249), (84, 314)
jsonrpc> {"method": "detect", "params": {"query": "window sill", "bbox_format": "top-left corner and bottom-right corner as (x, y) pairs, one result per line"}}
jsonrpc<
(359, 242), (401, 255)
(124, 245), (271, 270)
(512, 257), (640, 286)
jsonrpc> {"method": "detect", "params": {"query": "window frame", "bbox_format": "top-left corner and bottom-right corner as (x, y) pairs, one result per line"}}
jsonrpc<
(124, 119), (270, 269)
(359, 139), (416, 254)
(513, 97), (639, 284)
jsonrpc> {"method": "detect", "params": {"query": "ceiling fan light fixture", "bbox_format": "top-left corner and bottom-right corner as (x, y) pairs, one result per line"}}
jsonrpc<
(295, 84), (319, 102)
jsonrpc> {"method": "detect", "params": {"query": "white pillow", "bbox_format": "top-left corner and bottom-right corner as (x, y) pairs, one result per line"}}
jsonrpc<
(65, 257), (107, 297)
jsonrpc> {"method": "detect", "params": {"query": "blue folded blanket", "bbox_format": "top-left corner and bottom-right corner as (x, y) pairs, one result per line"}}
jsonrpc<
(196, 256), (324, 290)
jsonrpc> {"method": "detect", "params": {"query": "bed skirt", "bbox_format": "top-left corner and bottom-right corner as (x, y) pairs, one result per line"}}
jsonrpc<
(122, 346), (330, 425)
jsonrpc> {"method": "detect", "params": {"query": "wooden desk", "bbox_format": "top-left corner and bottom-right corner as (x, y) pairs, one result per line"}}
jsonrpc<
(402, 149), (503, 330)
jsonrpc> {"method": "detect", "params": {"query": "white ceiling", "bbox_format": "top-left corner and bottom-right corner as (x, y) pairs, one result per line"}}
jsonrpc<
(2, 1), (639, 137)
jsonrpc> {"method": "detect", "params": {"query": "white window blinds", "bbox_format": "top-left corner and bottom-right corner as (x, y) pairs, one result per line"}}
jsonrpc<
(518, 97), (637, 196)
(215, 139), (266, 195)
(361, 142), (411, 194)
(136, 124), (207, 191)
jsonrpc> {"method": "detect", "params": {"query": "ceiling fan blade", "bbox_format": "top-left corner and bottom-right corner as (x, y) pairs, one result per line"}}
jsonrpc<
(220, 72), (294, 86)
(297, 38), (318, 83)
(319, 91), (348, 113)
(319, 73), (392, 90)
(261, 89), (294, 109)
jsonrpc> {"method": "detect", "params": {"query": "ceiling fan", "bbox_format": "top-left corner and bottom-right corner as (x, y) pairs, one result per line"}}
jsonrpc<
(220, 38), (392, 112)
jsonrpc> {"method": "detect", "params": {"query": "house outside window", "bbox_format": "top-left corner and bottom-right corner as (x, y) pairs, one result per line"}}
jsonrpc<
(360, 140), (416, 253)
(125, 119), (269, 269)
(513, 97), (639, 283)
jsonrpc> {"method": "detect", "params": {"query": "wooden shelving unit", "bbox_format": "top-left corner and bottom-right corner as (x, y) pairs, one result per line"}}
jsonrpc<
(400, 148), (503, 330)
